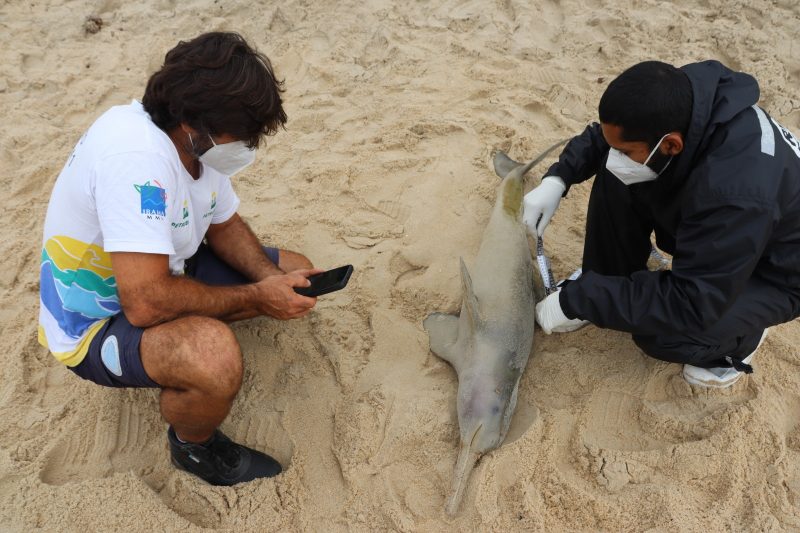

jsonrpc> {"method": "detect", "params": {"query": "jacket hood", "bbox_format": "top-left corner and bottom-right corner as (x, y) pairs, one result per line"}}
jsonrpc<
(669, 60), (760, 185)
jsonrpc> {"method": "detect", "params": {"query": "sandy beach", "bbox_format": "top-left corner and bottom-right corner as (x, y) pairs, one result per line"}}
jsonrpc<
(2, 0), (800, 531)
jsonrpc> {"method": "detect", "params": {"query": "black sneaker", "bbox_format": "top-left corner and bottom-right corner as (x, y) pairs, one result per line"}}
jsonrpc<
(168, 426), (282, 485)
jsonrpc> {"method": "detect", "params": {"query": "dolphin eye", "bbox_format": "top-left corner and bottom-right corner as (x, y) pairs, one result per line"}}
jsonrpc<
(492, 405), (500, 415)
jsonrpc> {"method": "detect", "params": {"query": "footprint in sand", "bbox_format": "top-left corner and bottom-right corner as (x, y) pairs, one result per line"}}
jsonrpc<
(332, 387), (393, 475)
(356, 28), (396, 69)
(575, 357), (759, 492)
(388, 251), (437, 321)
(309, 308), (374, 391)
(390, 251), (428, 286)
(544, 84), (589, 120)
(39, 395), (162, 486)
(580, 353), (759, 455)
(37, 388), (231, 527)
(374, 199), (409, 221)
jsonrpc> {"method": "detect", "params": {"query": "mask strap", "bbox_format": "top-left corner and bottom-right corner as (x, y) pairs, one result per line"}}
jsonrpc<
(186, 132), (203, 159)
(187, 132), (218, 158)
(655, 156), (673, 177)
(643, 133), (671, 166)
(644, 133), (674, 177)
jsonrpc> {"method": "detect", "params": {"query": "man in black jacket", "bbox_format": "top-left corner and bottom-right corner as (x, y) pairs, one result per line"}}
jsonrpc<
(529, 60), (800, 388)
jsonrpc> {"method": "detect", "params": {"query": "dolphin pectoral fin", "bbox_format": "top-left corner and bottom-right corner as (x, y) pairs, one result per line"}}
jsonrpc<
(459, 258), (482, 327)
(423, 313), (460, 364)
(445, 430), (482, 516)
(492, 150), (522, 179)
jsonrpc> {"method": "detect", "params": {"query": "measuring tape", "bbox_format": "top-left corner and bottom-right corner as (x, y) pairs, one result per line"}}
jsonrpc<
(537, 237), (667, 296)
(536, 236), (558, 295)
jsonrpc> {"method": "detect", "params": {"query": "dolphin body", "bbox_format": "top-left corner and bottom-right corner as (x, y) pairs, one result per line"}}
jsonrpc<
(423, 141), (566, 515)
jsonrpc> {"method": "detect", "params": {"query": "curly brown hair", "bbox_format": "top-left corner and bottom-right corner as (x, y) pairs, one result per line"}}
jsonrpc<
(142, 32), (287, 149)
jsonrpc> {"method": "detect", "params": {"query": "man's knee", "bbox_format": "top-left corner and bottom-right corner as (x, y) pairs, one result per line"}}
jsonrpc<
(279, 249), (313, 272)
(179, 317), (243, 398)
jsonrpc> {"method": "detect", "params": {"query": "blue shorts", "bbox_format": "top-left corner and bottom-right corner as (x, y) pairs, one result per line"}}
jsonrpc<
(69, 244), (280, 388)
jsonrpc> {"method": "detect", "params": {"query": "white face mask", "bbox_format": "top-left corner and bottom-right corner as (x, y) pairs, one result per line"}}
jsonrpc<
(190, 134), (256, 176)
(606, 133), (672, 185)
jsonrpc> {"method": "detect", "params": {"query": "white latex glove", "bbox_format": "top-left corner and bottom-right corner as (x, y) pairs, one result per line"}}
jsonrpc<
(522, 176), (566, 237)
(535, 289), (588, 334)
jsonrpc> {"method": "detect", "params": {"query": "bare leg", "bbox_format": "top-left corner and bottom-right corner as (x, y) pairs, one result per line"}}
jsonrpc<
(140, 316), (243, 443)
(277, 249), (313, 272)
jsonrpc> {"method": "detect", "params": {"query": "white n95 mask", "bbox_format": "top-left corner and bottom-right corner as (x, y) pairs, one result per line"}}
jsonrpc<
(193, 134), (256, 176)
(606, 133), (672, 185)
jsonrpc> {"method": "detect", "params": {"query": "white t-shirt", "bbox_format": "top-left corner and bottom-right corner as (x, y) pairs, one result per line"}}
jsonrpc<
(39, 100), (240, 366)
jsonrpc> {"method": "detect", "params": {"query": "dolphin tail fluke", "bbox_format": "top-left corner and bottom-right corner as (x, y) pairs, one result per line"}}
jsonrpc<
(445, 440), (481, 516)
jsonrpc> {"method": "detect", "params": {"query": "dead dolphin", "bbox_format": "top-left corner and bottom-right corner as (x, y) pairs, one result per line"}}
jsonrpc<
(424, 140), (566, 515)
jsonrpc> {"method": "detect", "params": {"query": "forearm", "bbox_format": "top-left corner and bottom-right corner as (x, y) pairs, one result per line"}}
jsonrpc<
(206, 214), (282, 281)
(559, 270), (713, 334)
(124, 274), (260, 327)
(544, 123), (608, 190)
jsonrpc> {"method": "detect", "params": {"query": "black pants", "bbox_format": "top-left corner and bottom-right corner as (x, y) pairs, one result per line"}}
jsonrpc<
(582, 171), (797, 369)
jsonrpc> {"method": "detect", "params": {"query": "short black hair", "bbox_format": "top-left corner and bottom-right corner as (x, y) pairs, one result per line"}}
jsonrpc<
(142, 32), (286, 149)
(599, 61), (693, 147)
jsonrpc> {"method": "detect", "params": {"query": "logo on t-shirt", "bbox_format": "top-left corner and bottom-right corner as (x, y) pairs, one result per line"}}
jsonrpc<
(203, 192), (217, 219)
(172, 199), (190, 228)
(134, 180), (167, 217)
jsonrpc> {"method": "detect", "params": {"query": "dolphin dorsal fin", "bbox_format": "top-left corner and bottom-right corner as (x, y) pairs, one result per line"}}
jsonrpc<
(459, 257), (481, 326)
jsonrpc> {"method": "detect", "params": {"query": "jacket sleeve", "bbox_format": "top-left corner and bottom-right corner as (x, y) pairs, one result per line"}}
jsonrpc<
(559, 187), (775, 335)
(545, 122), (609, 191)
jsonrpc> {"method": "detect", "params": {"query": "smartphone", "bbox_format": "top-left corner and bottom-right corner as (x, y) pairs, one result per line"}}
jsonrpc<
(294, 265), (354, 297)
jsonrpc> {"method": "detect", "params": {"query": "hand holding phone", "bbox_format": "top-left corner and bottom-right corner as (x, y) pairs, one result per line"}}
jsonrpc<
(293, 265), (354, 297)
(251, 269), (323, 320)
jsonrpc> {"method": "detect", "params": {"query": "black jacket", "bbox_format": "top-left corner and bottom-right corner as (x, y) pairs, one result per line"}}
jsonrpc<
(550, 60), (800, 335)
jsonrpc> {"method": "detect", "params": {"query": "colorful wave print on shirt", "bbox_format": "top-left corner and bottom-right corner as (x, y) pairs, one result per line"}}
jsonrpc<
(40, 235), (120, 340)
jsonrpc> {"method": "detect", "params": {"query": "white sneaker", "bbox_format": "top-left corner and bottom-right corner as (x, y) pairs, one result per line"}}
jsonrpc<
(682, 329), (768, 389)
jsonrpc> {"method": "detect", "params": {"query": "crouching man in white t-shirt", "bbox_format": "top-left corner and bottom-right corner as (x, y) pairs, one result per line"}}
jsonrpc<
(39, 32), (320, 485)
